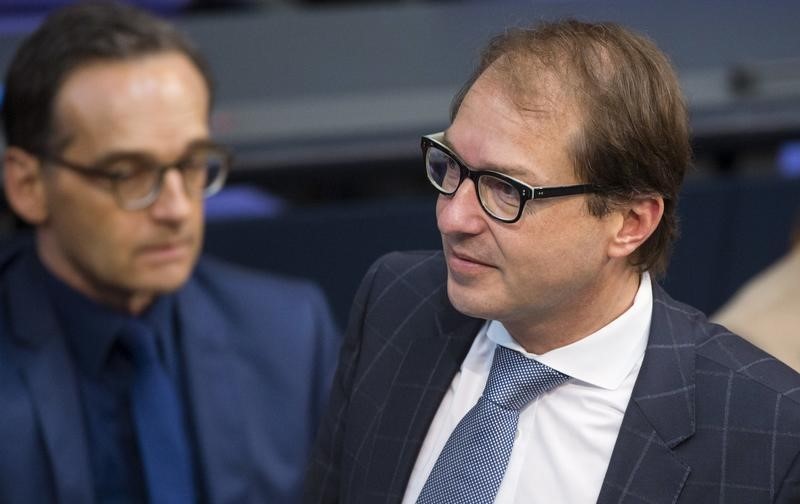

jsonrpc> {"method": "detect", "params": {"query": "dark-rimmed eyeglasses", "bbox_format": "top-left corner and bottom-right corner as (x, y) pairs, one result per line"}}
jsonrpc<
(39, 140), (231, 211)
(422, 132), (601, 223)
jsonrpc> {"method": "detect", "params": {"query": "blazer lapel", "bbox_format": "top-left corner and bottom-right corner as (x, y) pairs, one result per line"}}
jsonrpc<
(177, 276), (251, 503)
(598, 284), (695, 504)
(365, 284), (482, 501)
(6, 252), (94, 503)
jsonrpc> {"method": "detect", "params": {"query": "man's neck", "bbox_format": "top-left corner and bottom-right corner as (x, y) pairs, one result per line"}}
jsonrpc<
(36, 235), (155, 316)
(503, 267), (642, 355)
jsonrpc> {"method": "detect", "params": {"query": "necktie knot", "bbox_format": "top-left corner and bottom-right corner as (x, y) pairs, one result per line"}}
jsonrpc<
(117, 320), (160, 370)
(484, 345), (570, 411)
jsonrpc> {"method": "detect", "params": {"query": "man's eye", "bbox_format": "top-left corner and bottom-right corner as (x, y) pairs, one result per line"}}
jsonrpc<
(181, 154), (207, 172)
(181, 147), (225, 172)
(103, 161), (147, 179)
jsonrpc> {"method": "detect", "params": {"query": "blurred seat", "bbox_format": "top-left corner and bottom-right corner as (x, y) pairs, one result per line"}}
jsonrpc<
(661, 177), (738, 315)
(719, 176), (800, 300)
(204, 196), (441, 325)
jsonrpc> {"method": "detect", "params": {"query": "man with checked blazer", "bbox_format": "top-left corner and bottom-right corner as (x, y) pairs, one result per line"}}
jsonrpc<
(305, 20), (800, 504)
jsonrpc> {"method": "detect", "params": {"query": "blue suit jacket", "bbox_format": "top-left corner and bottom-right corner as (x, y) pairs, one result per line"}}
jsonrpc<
(305, 251), (800, 503)
(0, 240), (340, 503)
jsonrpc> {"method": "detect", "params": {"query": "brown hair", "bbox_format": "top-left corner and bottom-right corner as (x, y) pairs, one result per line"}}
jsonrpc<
(451, 20), (691, 277)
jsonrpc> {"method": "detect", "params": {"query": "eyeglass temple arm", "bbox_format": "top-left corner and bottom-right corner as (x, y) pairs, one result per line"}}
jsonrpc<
(532, 184), (599, 200)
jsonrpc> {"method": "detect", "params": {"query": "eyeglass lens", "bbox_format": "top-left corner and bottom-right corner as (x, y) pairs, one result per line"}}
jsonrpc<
(426, 145), (521, 221)
(113, 146), (228, 208)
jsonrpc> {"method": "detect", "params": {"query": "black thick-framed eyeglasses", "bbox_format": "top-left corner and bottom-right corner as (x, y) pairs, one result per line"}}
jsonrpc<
(422, 132), (601, 223)
(39, 140), (231, 211)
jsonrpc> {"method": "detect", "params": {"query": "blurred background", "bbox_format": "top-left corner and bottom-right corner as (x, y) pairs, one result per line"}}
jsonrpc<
(1, 0), (799, 326)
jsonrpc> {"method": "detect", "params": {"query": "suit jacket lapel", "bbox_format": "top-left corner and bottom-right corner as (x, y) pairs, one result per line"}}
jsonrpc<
(365, 283), (482, 501)
(598, 284), (695, 504)
(177, 275), (251, 503)
(6, 251), (94, 502)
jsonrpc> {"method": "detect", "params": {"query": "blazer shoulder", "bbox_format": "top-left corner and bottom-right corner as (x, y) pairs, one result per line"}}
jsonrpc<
(696, 319), (800, 406)
(375, 250), (444, 268)
(189, 255), (338, 338)
(655, 285), (800, 405)
(347, 249), (470, 344)
(367, 250), (446, 291)
(195, 254), (327, 302)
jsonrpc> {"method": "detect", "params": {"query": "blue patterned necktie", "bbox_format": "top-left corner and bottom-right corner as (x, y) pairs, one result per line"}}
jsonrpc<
(416, 345), (570, 504)
(119, 320), (196, 504)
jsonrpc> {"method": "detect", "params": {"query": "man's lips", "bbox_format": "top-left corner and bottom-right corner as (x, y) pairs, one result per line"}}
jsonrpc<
(138, 237), (194, 261)
(445, 245), (496, 272)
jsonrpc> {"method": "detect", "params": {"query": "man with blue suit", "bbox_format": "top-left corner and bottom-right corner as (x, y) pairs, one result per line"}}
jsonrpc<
(305, 20), (800, 503)
(0, 2), (338, 503)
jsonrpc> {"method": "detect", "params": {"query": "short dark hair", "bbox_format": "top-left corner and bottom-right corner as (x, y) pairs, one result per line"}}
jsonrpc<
(451, 20), (691, 277)
(2, 0), (214, 156)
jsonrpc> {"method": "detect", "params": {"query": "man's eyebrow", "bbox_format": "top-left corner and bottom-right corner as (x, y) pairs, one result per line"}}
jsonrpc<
(86, 150), (155, 169)
(489, 163), (532, 180)
(92, 138), (214, 165)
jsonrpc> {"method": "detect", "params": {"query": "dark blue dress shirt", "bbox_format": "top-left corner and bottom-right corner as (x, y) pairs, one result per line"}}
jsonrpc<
(36, 257), (198, 503)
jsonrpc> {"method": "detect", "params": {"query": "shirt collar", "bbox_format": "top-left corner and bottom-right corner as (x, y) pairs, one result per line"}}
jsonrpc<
(486, 272), (653, 390)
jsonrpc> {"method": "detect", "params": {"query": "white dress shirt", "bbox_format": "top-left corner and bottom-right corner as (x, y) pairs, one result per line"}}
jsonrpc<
(402, 273), (653, 504)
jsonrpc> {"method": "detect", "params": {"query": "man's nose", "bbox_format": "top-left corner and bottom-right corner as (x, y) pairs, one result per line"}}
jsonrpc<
(436, 178), (487, 237)
(149, 168), (194, 222)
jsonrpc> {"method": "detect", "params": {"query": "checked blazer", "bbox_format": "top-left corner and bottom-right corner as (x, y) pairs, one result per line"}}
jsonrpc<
(305, 250), (800, 503)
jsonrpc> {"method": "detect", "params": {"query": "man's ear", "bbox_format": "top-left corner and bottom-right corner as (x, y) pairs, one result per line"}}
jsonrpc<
(3, 146), (49, 225)
(607, 196), (664, 260)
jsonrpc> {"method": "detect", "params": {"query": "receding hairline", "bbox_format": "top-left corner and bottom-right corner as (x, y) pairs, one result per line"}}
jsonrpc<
(451, 21), (639, 119)
(50, 50), (212, 152)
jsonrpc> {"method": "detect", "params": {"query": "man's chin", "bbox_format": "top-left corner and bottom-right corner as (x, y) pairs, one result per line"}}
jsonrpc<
(135, 266), (194, 295)
(446, 278), (494, 320)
